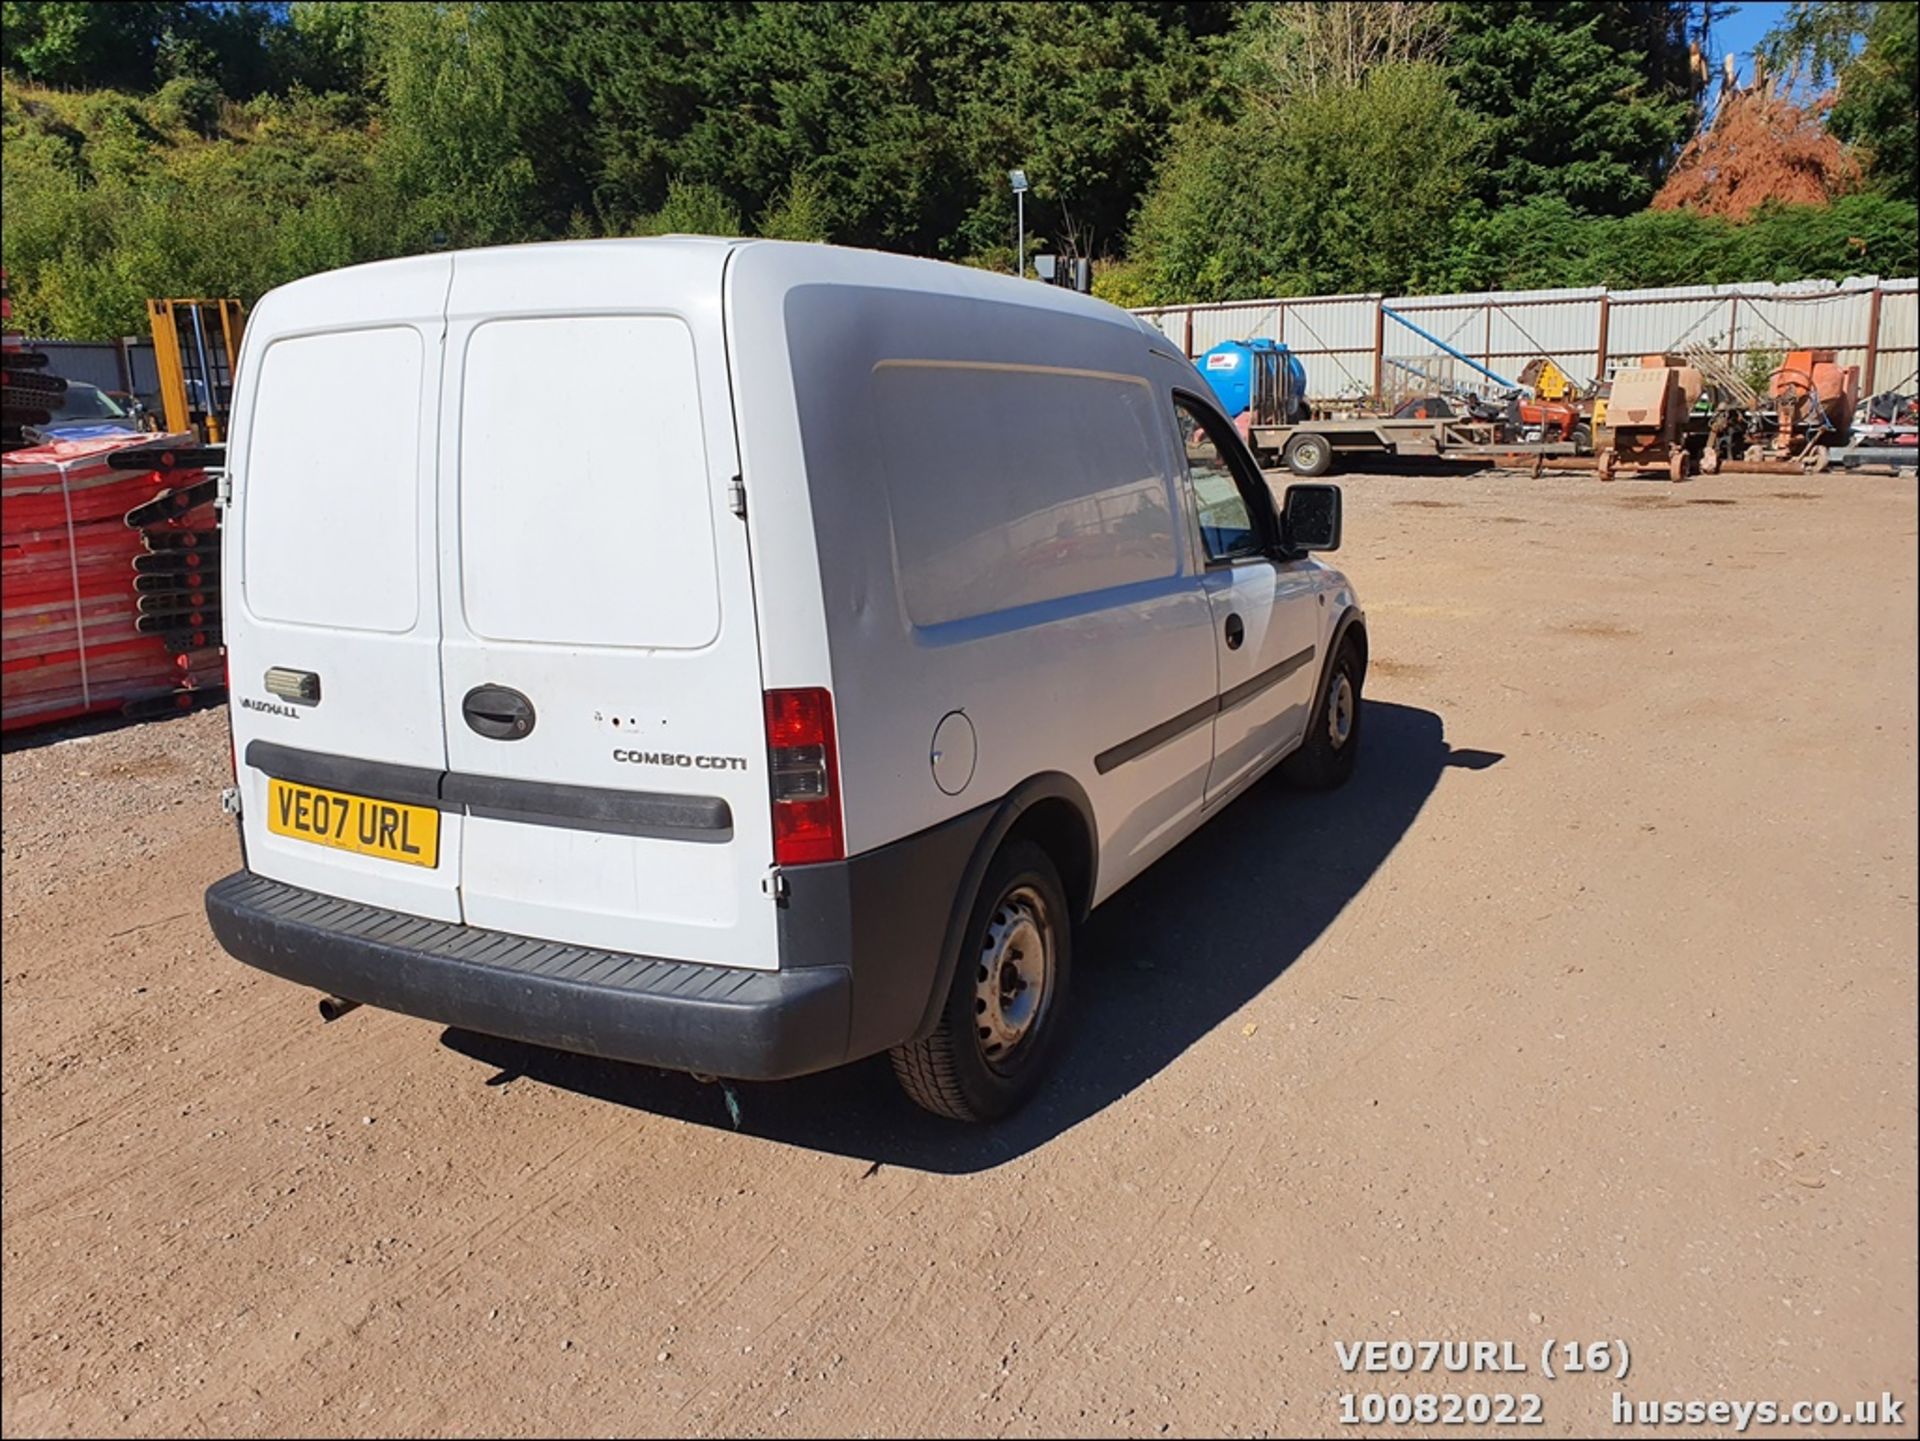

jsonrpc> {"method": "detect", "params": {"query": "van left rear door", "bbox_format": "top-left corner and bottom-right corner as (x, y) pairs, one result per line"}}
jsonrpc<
(227, 257), (460, 920)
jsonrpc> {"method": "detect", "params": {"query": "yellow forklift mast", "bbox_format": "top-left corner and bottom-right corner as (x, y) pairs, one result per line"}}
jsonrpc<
(147, 299), (245, 442)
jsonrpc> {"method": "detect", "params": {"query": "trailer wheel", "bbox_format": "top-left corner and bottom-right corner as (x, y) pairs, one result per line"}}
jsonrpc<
(1667, 449), (1689, 483)
(1284, 433), (1334, 478)
(1800, 444), (1830, 474)
(1595, 447), (1617, 483)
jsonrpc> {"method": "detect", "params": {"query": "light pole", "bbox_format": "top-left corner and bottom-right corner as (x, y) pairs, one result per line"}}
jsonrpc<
(1008, 169), (1029, 278)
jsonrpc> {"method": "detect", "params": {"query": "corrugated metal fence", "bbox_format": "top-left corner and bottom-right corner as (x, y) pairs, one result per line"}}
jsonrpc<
(1135, 276), (1920, 405)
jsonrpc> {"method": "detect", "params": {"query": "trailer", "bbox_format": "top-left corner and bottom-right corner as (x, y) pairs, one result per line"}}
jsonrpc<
(1249, 414), (1575, 477)
(1239, 309), (1574, 476)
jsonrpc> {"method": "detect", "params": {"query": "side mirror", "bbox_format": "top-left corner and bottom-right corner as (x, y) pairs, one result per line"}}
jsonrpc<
(1281, 483), (1342, 552)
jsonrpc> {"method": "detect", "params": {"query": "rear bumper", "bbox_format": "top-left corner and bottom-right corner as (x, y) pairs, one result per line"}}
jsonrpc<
(205, 871), (850, 1081)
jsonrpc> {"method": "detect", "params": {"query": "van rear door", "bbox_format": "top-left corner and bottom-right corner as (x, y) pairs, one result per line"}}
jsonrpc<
(436, 242), (778, 969)
(227, 256), (462, 922)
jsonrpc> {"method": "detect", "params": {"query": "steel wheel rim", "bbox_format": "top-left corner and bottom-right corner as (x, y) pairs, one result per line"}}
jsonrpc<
(974, 884), (1053, 1069)
(1328, 671), (1355, 748)
(1296, 440), (1324, 470)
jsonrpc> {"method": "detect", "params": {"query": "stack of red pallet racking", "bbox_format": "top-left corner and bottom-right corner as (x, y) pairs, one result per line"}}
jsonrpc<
(2, 433), (222, 731)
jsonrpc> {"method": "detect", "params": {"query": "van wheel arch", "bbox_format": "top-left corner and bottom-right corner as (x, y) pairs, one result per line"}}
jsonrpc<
(1337, 613), (1368, 681)
(912, 774), (1097, 1042)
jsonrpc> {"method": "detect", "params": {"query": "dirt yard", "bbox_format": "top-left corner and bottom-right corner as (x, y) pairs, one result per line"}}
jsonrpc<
(3, 469), (1915, 1438)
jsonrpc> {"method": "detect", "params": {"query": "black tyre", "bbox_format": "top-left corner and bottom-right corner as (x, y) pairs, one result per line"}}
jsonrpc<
(1284, 432), (1334, 477)
(1281, 638), (1363, 790)
(1571, 423), (1593, 455)
(890, 840), (1073, 1122)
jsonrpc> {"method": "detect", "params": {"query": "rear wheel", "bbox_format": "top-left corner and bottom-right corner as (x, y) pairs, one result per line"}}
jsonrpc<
(890, 840), (1073, 1122)
(1284, 432), (1334, 478)
(1595, 447), (1617, 483)
(1281, 639), (1363, 790)
(1667, 448), (1689, 483)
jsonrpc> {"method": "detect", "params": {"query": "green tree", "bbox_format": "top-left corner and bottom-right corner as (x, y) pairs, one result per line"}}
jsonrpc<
(269, 1), (376, 97)
(1829, 3), (1917, 196)
(630, 179), (742, 237)
(951, 2), (1217, 259)
(1442, 1), (1705, 215)
(1755, 0), (1873, 87)
(757, 175), (832, 242)
(1130, 62), (1482, 300)
(365, 2), (541, 251)
(1, 1), (180, 89)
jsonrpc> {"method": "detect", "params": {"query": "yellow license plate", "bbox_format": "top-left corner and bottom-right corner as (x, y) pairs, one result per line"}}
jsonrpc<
(266, 778), (440, 868)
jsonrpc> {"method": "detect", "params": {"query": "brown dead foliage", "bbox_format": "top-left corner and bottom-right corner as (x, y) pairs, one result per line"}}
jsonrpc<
(1654, 85), (1858, 219)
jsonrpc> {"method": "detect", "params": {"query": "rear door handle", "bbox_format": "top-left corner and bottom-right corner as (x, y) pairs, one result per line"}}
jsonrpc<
(1224, 613), (1245, 650)
(462, 684), (536, 740)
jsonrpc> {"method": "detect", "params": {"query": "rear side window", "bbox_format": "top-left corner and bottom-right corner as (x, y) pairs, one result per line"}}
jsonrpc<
(872, 362), (1179, 627)
(458, 315), (720, 649)
(243, 327), (424, 633)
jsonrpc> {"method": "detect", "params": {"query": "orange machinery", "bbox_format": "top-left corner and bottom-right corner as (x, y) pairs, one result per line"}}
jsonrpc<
(1754, 348), (1859, 469)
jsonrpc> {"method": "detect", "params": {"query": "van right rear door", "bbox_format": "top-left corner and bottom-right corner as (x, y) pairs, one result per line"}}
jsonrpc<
(434, 241), (780, 970)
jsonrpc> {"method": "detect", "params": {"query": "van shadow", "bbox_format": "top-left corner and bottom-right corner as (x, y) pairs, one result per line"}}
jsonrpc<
(440, 701), (1500, 1173)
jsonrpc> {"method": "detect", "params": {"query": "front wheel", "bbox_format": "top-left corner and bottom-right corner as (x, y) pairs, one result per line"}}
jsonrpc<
(890, 840), (1073, 1122)
(1281, 639), (1363, 790)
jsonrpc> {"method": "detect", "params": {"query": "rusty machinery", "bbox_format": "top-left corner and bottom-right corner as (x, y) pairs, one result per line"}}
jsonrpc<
(1594, 354), (1704, 483)
(1750, 348), (1859, 471)
(148, 299), (245, 443)
(1516, 357), (1593, 452)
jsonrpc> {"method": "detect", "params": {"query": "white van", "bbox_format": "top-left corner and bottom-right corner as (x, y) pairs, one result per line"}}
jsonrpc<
(205, 238), (1367, 1121)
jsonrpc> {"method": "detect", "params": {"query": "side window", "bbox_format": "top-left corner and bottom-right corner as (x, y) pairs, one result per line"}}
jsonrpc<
(1173, 395), (1265, 563)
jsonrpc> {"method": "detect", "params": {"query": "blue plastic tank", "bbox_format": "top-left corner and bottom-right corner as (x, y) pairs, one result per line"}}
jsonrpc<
(1198, 338), (1306, 418)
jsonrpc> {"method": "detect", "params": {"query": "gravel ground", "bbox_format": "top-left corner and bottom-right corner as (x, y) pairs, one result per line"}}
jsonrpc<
(2, 468), (1915, 1437)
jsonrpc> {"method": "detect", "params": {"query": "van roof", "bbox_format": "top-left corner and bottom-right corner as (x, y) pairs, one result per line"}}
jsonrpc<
(254, 236), (1152, 339)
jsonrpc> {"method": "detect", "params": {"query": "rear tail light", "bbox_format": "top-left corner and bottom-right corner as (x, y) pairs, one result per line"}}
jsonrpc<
(764, 687), (843, 865)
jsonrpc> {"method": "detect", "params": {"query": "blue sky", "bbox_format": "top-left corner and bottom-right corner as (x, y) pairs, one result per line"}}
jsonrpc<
(1712, 1), (1794, 85)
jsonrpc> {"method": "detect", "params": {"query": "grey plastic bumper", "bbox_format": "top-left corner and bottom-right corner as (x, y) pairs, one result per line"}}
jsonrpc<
(205, 871), (851, 1080)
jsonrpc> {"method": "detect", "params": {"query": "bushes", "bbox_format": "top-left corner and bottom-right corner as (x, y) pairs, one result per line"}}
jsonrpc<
(1425, 192), (1919, 294)
(1, 74), (395, 337)
(147, 73), (222, 137)
(1129, 63), (1482, 302)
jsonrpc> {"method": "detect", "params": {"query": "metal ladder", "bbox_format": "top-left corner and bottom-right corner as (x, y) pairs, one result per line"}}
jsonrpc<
(1680, 342), (1760, 409)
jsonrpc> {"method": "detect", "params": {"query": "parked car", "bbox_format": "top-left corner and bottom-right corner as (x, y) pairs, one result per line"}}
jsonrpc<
(23, 380), (148, 444)
(205, 239), (1368, 1121)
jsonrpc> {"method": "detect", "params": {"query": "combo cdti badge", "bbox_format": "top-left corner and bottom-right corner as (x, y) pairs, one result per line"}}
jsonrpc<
(205, 237), (1368, 1122)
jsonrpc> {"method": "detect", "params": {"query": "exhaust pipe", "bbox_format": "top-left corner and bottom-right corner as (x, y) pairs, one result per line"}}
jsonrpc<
(317, 995), (362, 1022)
